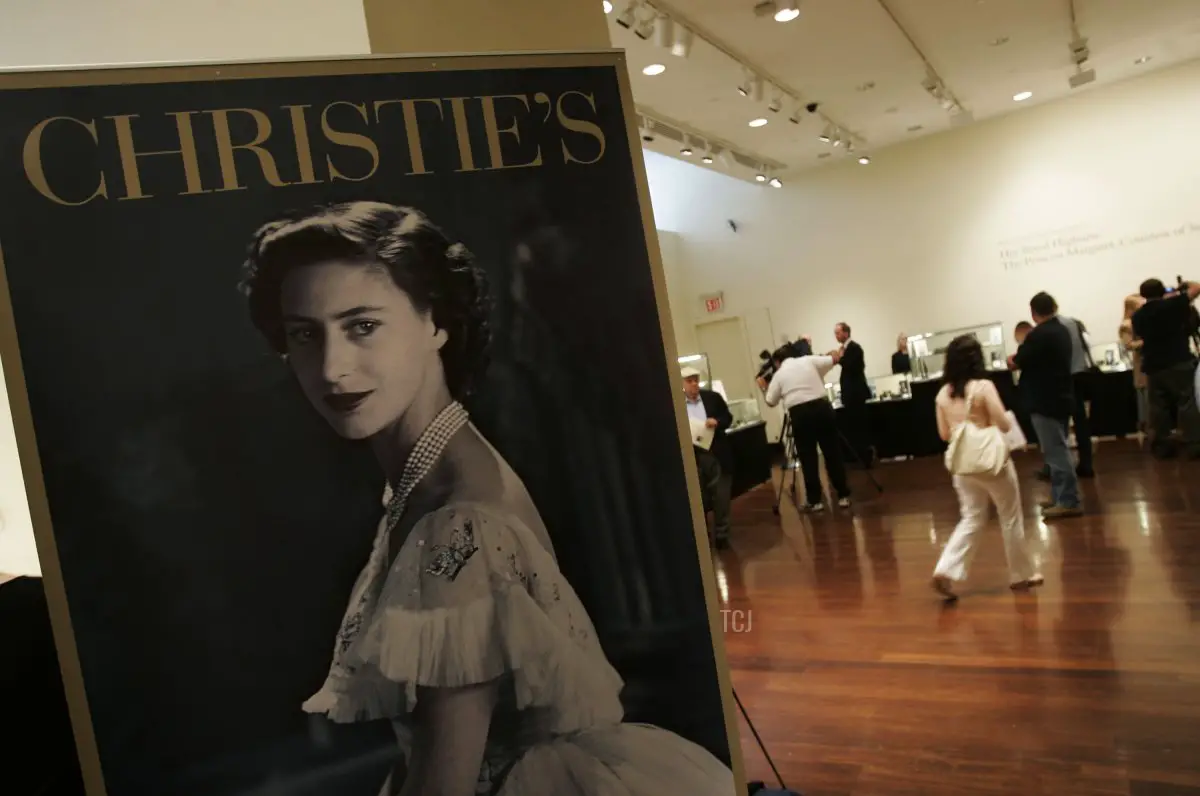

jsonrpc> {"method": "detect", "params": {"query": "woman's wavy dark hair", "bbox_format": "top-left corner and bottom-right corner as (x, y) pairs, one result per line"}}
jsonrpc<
(943, 334), (985, 399)
(238, 201), (490, 401)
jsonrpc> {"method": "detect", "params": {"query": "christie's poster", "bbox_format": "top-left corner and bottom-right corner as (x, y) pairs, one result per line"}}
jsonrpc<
(0, 54), (741, 796)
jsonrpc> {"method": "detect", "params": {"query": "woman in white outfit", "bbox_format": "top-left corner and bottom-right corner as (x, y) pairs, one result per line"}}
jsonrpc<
(239, 200), (735, 796)
(931, 335), (1043, 600)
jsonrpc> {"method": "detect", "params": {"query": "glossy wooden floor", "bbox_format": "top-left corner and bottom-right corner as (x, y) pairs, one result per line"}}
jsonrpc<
(718, 439), (1200, 796)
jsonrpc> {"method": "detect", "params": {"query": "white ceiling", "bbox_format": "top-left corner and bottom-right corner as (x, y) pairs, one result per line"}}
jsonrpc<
(608, 0), (1200, 180)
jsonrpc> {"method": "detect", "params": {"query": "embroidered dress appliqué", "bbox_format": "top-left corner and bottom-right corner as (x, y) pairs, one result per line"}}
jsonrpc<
(424, 519), (480, 581)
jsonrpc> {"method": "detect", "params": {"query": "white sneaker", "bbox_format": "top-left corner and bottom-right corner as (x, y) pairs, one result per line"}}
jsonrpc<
(837, 497), (851, 509)
(807, 503), (825, 513)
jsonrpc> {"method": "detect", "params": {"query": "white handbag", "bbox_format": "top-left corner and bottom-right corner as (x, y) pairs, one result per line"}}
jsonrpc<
(944, 383), (1010, 477)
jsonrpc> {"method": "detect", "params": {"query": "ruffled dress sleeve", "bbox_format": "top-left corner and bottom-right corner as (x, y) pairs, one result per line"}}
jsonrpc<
(342, 503), (626, 734)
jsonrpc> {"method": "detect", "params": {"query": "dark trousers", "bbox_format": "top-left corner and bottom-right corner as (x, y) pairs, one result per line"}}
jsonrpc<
(1071, 371), (1094, 471)
(1147, 359), (1200, 455)
(1035, 372), (1094, 474)
(696, 448), (732, 542)
(839, 398), (871, 467)
(789, 398), (851, 505)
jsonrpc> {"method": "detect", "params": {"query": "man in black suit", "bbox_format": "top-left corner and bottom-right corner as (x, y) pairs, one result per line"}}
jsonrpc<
(834, 322), (872, 467)
(681, 367), (734, 549)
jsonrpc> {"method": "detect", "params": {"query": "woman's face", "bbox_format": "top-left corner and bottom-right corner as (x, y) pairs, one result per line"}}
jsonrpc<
(279, 259), (446, 440)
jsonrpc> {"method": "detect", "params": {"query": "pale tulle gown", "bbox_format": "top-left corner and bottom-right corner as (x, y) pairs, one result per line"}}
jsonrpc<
(305, 499), (736, 795)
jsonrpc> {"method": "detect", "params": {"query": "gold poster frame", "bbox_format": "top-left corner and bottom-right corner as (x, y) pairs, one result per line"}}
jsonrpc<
(0, 49), (747, 796)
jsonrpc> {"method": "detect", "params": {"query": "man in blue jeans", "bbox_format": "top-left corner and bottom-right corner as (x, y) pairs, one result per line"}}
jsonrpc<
(1009, 292), (1083, 519)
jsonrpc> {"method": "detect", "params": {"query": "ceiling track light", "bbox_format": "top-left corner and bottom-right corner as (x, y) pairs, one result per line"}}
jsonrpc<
(768, 176), (783, 188)
(768, 94), (783, 113)
(615, 1), (639, 29)
(633, 13), (656, 40)
(701, 151), (714, 164)
(603, 0), (613, 13)
(654, 14), (674, 49)
(774, 0), (800, 22)
(671, 25), (694, 57)
(818, 123), (834, 143)
(680, 135), (693, 156)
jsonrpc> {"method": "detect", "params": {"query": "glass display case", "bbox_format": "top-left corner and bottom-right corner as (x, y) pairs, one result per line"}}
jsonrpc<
(1092, 340), (1132, 372)
(727, 398), (763, 430)
(823, 373), (912, 407)
(907, 321), (1007, 382)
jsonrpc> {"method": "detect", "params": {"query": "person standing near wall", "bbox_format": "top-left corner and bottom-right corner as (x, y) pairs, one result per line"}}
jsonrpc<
(833, 322), (872, 468)
(1132, 278), (1200, 459)
(891, 334), (912, 375)
(681, 367), (734, 549)
(1119, 294), (1148, 434)
(1009, 292), (1083, 519)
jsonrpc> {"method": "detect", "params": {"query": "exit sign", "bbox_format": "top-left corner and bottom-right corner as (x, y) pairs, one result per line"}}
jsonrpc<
(702, 293), (724, 313)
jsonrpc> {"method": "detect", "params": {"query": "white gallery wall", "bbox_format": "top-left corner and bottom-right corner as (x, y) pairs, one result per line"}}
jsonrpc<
(644, 57), (1200, 380)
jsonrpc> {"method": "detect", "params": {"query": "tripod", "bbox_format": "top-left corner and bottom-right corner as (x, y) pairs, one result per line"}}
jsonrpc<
(772, 404), (882, 517)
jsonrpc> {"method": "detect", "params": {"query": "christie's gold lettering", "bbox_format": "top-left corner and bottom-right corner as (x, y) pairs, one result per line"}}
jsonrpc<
(321, 102), (379, 182)
(442, 97), (479, 173)
(283, 105), (322, 185)
(22, 117), (108, 205)
(21, 88), (610, 205)
(108, 112), (208, 200)
(557, 91), (606, 165)
(479, 94), (543, 170)
(209, 108), (289, 191)
(374, 99), (443, 176)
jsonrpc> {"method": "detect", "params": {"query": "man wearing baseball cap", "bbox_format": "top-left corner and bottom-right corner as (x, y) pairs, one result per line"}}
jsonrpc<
(681, 366), (734, 549)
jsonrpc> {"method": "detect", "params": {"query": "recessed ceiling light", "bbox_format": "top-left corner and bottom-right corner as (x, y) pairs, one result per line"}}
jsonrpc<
(885, 106), (899, 114)
(749, 117), (769, 127)
(907, 124), (924, 132)
(1134, 55), (1152, 65)
(603, 0), (613, 12)
(817, 152), (831, 159)
(856, 81), (876, 92)
(642, 63), (666, 76)
(990, 36), (1009, 46)
(1013, 90), (1032, 101)
(774, 0), (800, 22)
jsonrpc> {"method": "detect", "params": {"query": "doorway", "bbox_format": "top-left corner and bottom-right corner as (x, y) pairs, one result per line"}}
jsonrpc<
(695, 317), (755, 404)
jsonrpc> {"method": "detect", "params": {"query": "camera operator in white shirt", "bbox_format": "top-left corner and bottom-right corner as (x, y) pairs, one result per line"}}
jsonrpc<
(757, 341), (852, 511)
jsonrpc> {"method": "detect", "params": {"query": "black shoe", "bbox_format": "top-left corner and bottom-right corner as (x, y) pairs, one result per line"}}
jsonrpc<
(714, 536), (731, 550)
(1076, 466), (1094, 478)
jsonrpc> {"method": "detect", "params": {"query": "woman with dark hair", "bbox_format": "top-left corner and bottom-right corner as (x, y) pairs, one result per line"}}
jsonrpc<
(240, 201), (734, 796)
(930, 334), (1042, 600)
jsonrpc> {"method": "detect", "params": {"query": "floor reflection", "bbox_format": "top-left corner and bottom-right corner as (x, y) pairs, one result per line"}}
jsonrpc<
(719, 441), (1200, 795)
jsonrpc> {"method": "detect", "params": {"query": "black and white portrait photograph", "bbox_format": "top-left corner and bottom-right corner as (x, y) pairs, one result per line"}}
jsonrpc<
(0, 54), (741, 795)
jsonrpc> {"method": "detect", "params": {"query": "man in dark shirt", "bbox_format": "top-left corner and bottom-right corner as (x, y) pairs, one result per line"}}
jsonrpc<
(834, 322), (872, 467)
(1132, 278), (1200, 458)
(891, 334), (912, 375)
(1010, 292), (1082, 518)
